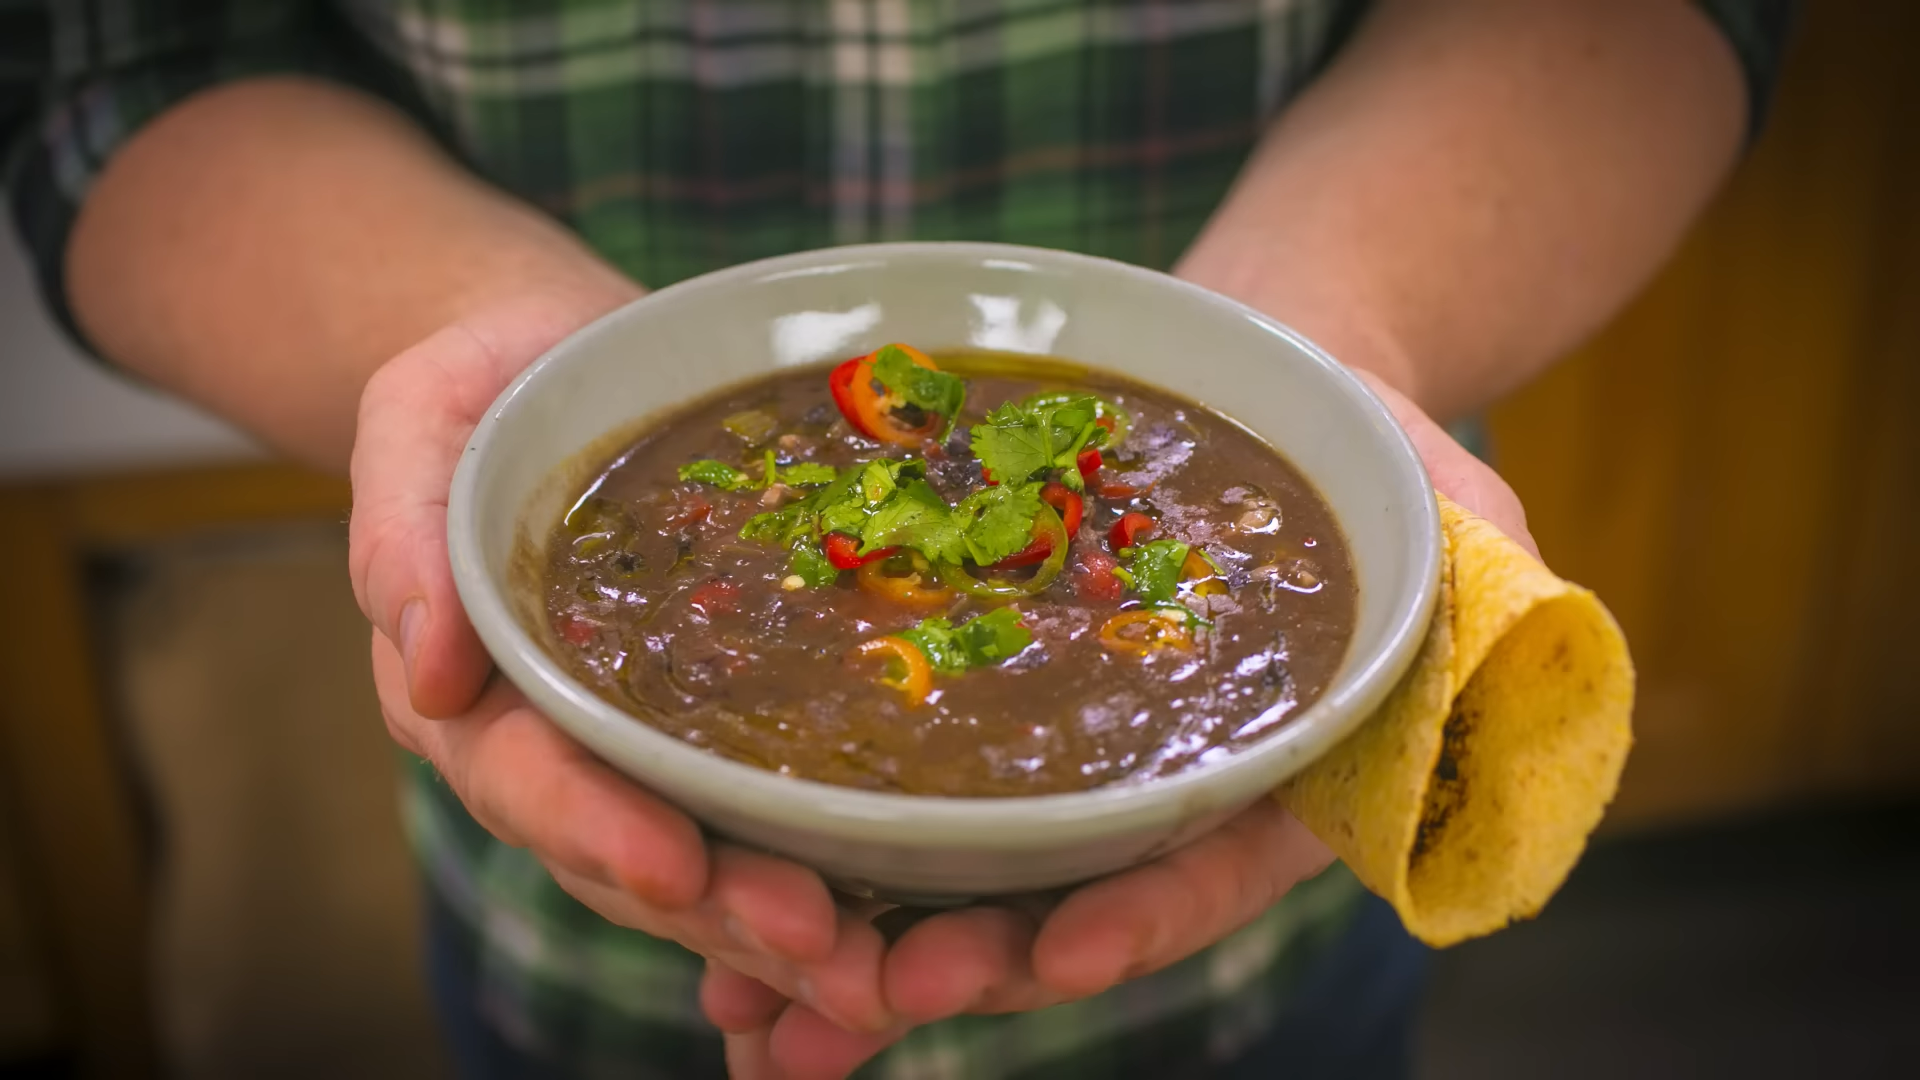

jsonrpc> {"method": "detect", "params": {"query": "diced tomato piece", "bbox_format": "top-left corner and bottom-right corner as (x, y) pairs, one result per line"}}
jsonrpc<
(1096, 476), (1146, 500)
(1109, 511), (1156, 551)
(1040, 483), (1083, 536)
(664, 490), (713, 528)
(556, 614), (600, 646)
(688, 578), (740, 616)
(1072, 550), (1124, 601)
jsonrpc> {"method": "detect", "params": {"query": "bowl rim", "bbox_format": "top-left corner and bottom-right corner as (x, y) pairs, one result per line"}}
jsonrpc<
(448, 241), (1440, 848)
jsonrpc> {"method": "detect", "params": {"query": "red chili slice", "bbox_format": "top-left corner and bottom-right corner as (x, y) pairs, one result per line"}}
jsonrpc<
(1109, 511), (1156, 551)
(823, 532), (897, 570)
(1076, 447), (1103, 484)
(1041, 483), (1083, 536)
(828, 346), (944, 448)
(992, 534), (1054, 569)
(992, 484), (1083, 569)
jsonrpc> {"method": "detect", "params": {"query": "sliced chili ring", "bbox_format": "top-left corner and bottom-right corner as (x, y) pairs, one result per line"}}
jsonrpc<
(991, 484), (1081, 569)
(1097, 608), (1194, 654)
(1075, 447), (1103, 485)
(823, 531), (897, 570)
(849, 636), (934, 706)
(1042, 483), (1084, 536)
(828, 345), (944, 448)
(1109, 511), (1156, 551)
(855, 552), (956, 609)
(936, 502), (1070, 600)
(1181, 549), (1229, 597)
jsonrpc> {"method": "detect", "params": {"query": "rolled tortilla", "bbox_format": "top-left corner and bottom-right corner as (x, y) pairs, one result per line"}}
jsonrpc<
(1280, 495), (1634, 947)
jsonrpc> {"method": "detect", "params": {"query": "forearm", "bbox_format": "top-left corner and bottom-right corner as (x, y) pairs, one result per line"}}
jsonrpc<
(67, 77), (640, 472)
(1177, 0), (1746, 421)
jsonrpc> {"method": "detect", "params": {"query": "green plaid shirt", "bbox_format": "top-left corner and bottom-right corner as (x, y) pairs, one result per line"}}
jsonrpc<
(3, 1), (1788, 1076)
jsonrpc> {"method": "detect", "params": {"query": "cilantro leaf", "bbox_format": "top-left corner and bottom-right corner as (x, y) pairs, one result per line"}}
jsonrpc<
(895, 618), (965, 672)
(740, 504), (811, 545)
(953, 482), (1043, 566)
(896, 608), (1033, 674)
(779, 462), (838, 487)
(969, 403), (1055, 484)
(860, 480), (965, 563)
(871, 345), (966, 421)
(951, 607), (1033, 666)
(1123, 538), (1191, 604)
(1021, 391), (1132, 445)
(678, 459), (752, 490)
(970, 394), (1109, 489)
(816, 459), (914, 537)
(786, 538), (840, 588)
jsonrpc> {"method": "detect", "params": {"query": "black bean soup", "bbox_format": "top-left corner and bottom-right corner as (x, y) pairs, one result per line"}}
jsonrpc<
(542, 347), (1355, 797)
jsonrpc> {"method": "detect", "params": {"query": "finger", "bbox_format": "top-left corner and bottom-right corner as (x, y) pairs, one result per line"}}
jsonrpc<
(710, 846), (839, 964)
(349, 298), (601, 719)
(702, 960), (791, 1034)
(1353, 370), (1537, 556)
(349, 327), (508, 718)
(767, 1004), (910, 1080)
(884, 906), (1057, 1020)
(1033, 800), (1333, 998)
(725, 1027), (780, 1080)
(373, 637), (708, 909)
(791, 908), (893, 1033)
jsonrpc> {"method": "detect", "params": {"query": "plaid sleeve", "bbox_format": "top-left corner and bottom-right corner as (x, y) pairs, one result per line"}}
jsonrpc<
(0, 0), (428, 356)
(1692, 0), (1800, 145)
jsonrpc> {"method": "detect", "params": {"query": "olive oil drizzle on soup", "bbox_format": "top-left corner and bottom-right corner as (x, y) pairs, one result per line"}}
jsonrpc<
(542, 349), (1355, 797)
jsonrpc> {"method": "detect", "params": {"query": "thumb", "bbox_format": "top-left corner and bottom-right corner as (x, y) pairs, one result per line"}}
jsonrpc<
(349, 322), (503, 718)
(348, 293), (625, 717)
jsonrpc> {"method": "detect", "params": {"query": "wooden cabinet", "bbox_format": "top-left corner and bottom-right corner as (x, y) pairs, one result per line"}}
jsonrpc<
(1489, 0), (1920, 828)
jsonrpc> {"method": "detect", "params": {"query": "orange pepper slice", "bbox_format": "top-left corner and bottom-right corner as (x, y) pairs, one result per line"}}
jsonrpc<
(1097, 609), (1195, 654)
(1181, 550), (1229, 597)
(850, 636), (934, 705)
(829, 344), (943, 448)
(856, 553), (956, 608)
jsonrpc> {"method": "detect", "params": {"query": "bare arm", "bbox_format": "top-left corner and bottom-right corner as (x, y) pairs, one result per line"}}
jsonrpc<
(1177, 0), (1747, 421)
(66, 77), (640, 471)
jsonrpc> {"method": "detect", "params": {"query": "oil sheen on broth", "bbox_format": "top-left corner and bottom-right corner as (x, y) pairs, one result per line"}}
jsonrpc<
(541, 349), (1356, 797)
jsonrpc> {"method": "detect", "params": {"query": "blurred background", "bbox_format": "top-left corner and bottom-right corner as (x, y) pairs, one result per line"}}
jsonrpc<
(2, 2), (1916, 1077)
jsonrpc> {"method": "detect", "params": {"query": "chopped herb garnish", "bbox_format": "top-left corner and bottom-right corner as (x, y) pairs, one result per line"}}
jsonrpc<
(678, 459), (752, 490)
(860, 479), (966, 563)
(952, 482), (1044, 566)
(871, 344), (966, 427)
(779, 462), (839, 487)
(786, 537), (840, 588)
(1021, 390), (1132, 445)
(1122, 538), (1191, 604)
(896, 608), (1033, 674)
(970, 394), (1111, 492)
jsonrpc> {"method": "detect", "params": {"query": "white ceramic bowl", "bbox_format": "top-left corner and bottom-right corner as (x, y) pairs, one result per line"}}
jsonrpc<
(448, 242), (1439, 903)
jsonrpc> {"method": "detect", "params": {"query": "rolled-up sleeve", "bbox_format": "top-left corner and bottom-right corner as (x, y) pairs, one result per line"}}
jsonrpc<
(1693, 0), (1800, 145)
(1, 0), (422, 354)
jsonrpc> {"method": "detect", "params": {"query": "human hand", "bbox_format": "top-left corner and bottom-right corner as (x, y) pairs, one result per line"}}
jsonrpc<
(348, 290), (894, 1026)
(706, 371), (1537, 1079)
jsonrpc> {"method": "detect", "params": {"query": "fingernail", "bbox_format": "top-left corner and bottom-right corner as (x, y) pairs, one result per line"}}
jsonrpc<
(399, 600), (426, 672)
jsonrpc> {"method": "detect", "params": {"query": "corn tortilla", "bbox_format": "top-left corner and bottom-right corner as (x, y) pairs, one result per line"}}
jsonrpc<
(1280, 495), (1634, 947)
